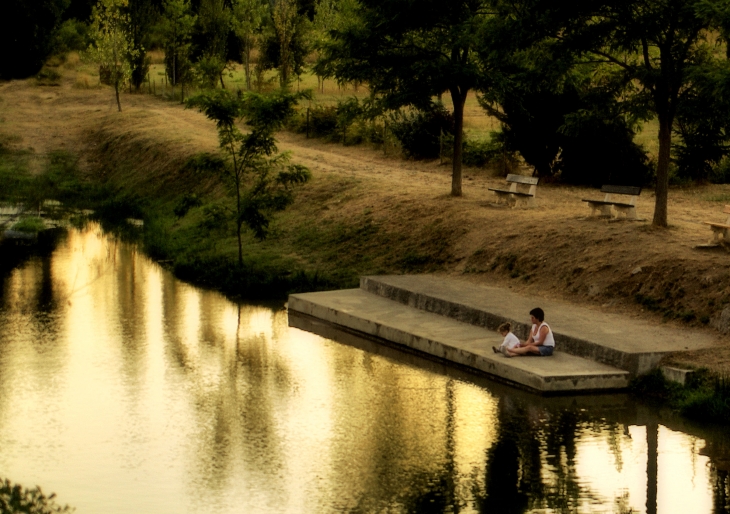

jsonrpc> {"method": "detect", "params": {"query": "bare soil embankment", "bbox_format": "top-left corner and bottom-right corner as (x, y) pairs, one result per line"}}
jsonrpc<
(2, 67), (730, 373)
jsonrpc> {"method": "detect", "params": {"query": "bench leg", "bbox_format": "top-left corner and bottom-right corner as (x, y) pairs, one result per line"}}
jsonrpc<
(493, 192), (508, 205)
(709, 227), (724, 244)
(589, 204), (612, 217)
(614, 205), (637, 220)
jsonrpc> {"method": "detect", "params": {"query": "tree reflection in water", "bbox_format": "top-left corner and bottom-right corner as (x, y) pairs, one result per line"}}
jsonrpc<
(3, 226), (730, 514)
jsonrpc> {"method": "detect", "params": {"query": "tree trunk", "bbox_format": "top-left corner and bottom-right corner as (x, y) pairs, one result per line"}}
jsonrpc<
(114, 79), (122, 112)
(244, 44), (251, 90)
(653, 112), (672, 227)
(450, 88), (467, 197)
(237, 221), (243, 267)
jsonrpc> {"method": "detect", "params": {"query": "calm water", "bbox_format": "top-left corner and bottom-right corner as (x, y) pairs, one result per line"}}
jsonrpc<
(0, 225), (729, 514)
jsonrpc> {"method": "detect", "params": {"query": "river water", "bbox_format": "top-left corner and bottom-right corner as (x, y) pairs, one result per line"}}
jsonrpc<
(0, 224), (728, 514)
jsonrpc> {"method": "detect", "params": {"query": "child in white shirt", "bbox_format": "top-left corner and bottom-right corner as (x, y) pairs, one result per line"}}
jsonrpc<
(493, 322), (520, 357)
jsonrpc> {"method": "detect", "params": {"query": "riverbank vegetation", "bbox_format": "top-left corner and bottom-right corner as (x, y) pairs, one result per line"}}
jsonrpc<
(631, 369), (730, 425)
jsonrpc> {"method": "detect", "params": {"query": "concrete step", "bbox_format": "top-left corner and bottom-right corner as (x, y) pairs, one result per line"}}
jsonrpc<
(360, 275), (719, 375)
(288, 288), (630, 394)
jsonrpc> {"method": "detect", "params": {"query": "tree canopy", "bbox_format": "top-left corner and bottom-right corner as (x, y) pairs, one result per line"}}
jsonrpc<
(316, 0), (490, 197)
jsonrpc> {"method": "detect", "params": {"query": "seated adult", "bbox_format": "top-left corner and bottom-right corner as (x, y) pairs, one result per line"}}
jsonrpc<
(507, 307), (555, 357)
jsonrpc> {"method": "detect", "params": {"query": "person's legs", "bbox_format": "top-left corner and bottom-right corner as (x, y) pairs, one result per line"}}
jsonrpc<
(507, 345), (541, 356)
(537, 345), (554, 356)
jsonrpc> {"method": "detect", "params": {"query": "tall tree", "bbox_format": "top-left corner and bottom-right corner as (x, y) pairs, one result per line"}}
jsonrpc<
(126, 0), (157, 90)
(87, 0), (138, 111)
(517, 0), (725, 227)
(317, 0), (489, 197)
(593, 0), (724, 226)
(195, 0), (231, 88)
(475, 22), (652, 185)
(160, 0), (196, 92)
(271, 0), (300, 86)
(231, 0), (268, 90)
(186, 89), (311, 265)
(311, 0), (357, 92)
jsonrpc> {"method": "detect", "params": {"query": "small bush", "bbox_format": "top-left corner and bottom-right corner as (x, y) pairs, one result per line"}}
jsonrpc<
(73, 74), (93, 89)
(711, 156), (730, 184)
(182, 153), (225, 175)
(52, 19), (90, 55)
(462, 137), (506, 168)
(290, 102), (386, 147)
(389, 104), (454, 159)
(631, 368), (730, 425)
(174, 193), (203, 218)
(36, 68), (62, 86)
(678, 374), (730, 424)
(12, 217), (46, 233)
(289, 105), (339, 139)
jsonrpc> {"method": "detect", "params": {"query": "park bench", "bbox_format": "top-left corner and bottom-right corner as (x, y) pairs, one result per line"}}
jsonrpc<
(582, 185), (642, 220)
(488, 174), (539, 207)
(703, 205), (730, 244)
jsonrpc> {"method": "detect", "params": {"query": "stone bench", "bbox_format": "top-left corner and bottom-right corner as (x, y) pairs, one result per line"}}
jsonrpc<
(488, 174), (539, 207)
(582, 185), (642, 220)
(703, 204), (730, 243)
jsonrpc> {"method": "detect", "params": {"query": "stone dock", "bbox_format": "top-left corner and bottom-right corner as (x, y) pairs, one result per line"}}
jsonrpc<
(287, 275), (719, 394)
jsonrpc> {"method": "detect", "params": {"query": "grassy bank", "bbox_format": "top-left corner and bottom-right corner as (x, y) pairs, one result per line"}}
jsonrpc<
(631, 368), (730, 425)
(0, 116), (454, 300)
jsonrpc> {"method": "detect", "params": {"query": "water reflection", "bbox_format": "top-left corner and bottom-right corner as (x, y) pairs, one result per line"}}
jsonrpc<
(0, 224), (728, 513)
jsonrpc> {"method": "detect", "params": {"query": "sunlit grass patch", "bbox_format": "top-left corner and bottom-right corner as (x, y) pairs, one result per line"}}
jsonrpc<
(11, 216), (45, 233)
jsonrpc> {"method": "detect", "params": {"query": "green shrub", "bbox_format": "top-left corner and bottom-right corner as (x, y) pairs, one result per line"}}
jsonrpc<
(173, 253), (338, 300)
(389, 104), (454, 159)
(174, 193), (202, 218)
(711, 156), (730, 184)
(310, 106), (339, 137)
(51, 19), (90, 55)
(678, 374), (730, 424)
(462, 137), (504, 168)
(36, 68), (62, 86)
(12, 217), (46, 233)
(288, 105), (338, 138)
(182, 153), (225, 174)
(631, 368), (730, 425)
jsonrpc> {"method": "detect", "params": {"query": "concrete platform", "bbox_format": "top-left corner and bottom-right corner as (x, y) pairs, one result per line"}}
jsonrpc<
(288, 288), (630, 394)
(360, 275), (719, 374)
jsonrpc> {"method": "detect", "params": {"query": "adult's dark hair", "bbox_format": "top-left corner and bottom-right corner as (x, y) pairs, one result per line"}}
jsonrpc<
(529, 308), (545, 322)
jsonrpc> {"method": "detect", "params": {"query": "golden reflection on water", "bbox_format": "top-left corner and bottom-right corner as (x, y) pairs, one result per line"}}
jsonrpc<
(0, 225), (727, 513)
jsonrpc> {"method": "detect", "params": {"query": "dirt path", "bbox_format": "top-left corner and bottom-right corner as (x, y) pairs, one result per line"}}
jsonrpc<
(3, 68), (730, 373)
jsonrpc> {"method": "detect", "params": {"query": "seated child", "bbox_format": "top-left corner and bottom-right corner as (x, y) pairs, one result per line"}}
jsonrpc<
(492, 322), (520, 357)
